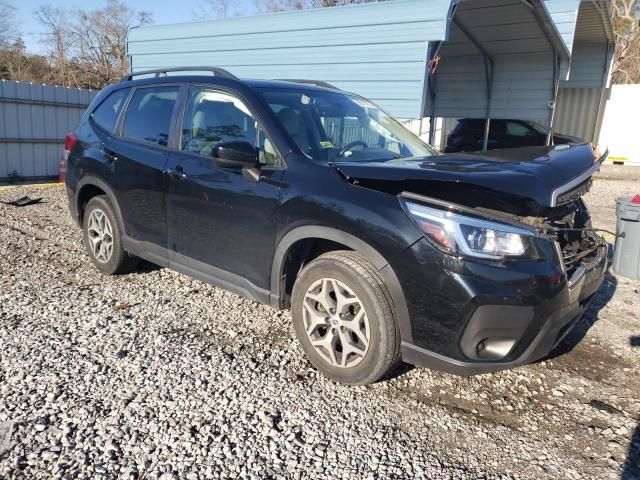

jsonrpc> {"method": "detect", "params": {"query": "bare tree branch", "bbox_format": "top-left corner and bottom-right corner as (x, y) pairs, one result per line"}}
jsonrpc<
(193, 0), (233, 19)
(611, 0), (640, 84)
(29, 0), (153, 88)
(0, 1), (18, 48)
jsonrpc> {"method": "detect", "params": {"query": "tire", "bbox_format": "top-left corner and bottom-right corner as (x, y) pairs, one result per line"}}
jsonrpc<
(291, 251), (401, 385)
(82, 195), (137, 275)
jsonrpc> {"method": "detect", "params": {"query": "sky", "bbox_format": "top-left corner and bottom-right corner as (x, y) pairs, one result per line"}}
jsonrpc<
(11, 0), (256, 53)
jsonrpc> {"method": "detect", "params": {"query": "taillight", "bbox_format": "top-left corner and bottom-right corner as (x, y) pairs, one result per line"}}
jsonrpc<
(64, 133), (78, 154)
(60, 133), (77, 183)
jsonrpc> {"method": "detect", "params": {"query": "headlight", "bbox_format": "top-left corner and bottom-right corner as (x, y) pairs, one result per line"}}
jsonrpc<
(403, 200), (537, 260)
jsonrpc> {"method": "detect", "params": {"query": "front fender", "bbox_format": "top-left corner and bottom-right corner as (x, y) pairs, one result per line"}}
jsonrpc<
(270, 225), (414, 345)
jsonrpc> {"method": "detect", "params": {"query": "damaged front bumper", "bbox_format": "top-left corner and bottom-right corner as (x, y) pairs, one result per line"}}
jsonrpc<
(396, 236), (608, 376)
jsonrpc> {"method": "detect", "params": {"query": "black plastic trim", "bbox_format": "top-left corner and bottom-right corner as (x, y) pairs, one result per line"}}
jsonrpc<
(75, 175), (126, 230)
(401, 303), (583, 376)
(270, 226), (413, 343)
(459, 305), (534, 360)
(122, 235), (271, 304)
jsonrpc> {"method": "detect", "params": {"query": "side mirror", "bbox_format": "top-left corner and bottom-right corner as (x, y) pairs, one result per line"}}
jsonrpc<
(212, 141), (259, 169)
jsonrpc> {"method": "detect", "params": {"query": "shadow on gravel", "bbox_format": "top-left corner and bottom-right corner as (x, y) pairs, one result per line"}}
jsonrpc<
(546, 272), (617, 360)
(131, 259), (163, 274)
(622, 422), (640, 480)
(622, 337), (640, 479)
(384, 361), (415, 382)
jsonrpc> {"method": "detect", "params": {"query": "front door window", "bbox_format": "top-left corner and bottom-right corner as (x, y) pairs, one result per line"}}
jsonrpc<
(181, 88), (257, 157)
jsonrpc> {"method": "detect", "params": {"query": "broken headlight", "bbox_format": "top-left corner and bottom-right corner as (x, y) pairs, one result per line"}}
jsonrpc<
(403, 200), (537, 260)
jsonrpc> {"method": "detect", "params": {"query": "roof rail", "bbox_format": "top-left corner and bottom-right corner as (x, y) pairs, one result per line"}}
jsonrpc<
(121, 67), (238, 82)
(276, 79), (340, 90)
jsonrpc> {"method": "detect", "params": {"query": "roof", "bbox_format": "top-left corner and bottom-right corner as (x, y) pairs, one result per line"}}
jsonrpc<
(545, 0), (615, 87)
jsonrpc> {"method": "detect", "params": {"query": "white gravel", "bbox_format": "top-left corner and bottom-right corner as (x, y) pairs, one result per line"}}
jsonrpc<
(1, 166), (639, 479)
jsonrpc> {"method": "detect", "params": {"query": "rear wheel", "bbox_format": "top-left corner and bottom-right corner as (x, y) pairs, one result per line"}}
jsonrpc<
(291, 251), (401, 385)
(83, 195), (137, 275)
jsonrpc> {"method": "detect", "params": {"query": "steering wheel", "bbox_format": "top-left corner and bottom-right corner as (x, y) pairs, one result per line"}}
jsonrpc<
(337, 141), (368, 158)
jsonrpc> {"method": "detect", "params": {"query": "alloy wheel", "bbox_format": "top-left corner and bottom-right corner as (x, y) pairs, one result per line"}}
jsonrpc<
(87, 208), (114, 263)
(302, 278), (370, 368)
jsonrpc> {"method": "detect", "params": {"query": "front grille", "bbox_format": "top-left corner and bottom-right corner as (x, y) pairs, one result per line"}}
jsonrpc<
(561, 238), (600, 276)
(563, 250), (580, 275)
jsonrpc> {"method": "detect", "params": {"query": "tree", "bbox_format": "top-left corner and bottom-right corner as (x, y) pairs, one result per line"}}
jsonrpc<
(2, 38), (30, 81)
(0, 1), (17, 48)
(610, 0), (640, 84)
(255, 0), (380, 12)
(193, 0), (233, 19)
(70, 0), (153, 87)
(34, 1), (153, 88)
(193, 0), (381, 19)
(34, 5), (76, 86)
(256, 0), (306, 13)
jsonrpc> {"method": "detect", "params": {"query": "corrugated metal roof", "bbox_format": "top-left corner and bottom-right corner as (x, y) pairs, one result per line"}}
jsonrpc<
(128, 0), (451, 119)
(545, 0), (582, 51)
(426, 0), (571, 120)
(546, 0), (613, 50)
(127, 0), (584, 121)
(546, 0), (614, 88)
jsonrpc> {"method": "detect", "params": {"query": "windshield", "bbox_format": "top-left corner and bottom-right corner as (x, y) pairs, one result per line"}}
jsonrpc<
(259, 88), (436, 162)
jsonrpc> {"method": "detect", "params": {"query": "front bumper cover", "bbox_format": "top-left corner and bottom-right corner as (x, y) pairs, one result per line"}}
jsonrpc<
(399, 242), (608, 376)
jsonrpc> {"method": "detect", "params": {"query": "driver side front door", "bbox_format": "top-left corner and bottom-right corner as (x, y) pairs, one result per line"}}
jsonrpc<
(165, 86), (284, 296)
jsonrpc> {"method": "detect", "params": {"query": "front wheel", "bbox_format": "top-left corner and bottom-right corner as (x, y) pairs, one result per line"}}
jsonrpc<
(291, 251), (401, 385)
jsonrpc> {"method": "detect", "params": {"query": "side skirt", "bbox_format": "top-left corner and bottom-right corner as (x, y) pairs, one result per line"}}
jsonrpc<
(122, 235), (272, 305)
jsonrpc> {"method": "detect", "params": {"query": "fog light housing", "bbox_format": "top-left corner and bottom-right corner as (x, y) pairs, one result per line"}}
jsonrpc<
(475, 338), (517, 360)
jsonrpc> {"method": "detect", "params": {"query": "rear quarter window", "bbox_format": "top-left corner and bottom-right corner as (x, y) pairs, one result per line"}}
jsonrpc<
(91, 88), (130, 133)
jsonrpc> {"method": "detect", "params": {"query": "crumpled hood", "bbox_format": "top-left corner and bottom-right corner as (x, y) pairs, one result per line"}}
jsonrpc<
(332, 143), (604, 215)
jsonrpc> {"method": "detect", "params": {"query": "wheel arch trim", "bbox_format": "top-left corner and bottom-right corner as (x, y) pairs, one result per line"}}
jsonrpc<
(270, 226), (413, 344)
(76, 175), (126, 234)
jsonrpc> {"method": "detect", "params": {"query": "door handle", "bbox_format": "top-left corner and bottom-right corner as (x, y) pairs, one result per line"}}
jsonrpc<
(165, 167), (187, 181)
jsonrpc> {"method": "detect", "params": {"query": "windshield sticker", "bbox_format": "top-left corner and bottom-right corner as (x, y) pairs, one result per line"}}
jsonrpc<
(301, 94), (312, 105)
(320, 141), (335, 149)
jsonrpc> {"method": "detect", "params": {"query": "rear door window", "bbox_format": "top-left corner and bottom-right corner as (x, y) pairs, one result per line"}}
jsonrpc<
(91, 88), (130, 133)
(122, 86), (179, 146)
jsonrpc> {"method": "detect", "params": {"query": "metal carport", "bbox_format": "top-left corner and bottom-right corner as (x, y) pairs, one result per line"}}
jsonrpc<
(424, 0), (571, 148)
(547, 0), (614, 89)
(126, 0), (585, 149)
(546, 0), (615, 144)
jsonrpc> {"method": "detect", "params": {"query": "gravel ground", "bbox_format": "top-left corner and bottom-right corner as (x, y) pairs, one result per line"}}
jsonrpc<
(1, 166), (639, 480)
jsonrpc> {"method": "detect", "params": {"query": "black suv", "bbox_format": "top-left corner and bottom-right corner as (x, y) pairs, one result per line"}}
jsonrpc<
(65, 68), (608, 385)
(444, 118), (582, 153)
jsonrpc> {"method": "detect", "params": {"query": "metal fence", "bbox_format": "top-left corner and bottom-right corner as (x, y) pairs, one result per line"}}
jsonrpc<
(0, 80), (97, 180)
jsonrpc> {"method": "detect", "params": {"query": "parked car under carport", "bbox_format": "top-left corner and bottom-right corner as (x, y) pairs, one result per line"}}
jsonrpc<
(444, 119), (583, 153)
